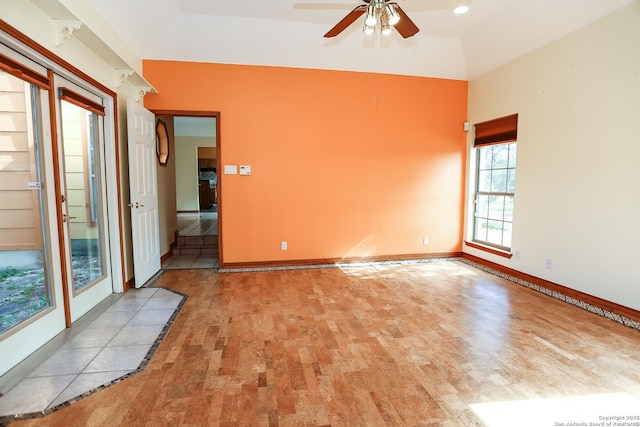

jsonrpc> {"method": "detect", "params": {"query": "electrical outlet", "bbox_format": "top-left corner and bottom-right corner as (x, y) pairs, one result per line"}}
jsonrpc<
(423, 236), (429, 245)
(281, 241), (287, 251)
(545, 258), (552, 270)
(514, 250), (520, 260)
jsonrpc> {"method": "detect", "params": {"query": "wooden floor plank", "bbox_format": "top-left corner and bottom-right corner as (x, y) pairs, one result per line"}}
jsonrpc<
(10, 261), (640, 426)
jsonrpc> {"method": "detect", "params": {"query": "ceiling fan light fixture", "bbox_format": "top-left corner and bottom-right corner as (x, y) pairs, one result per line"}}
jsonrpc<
(363, 23), (375, 35)
(385, 4), (401, 26)
(364, 4), (377, 27)
(453, 5), (469, 15)
(323, 0), (419, 39)
(380, 14), (392, 35)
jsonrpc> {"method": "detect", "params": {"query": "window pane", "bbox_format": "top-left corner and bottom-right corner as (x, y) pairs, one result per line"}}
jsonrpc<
(507, 169), (516, 193)
(486, 220), (504, 246)
(478, 147), (492, 169)
(478, 170), (491, 192)
(474, 218), (488, 241)
(488, 196), (505, 220)
(60, 101), (106, 291)
(0, 72), (52, 334)
(476, 195), (489, 218)
(508, 143), (517, 168)
(491, 169), (507, 193)
(504, 196), (514, 222)
(492, 145), (508, 168)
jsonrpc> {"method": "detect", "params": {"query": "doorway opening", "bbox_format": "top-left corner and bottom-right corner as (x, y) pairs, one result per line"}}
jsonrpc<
(153, 112), (221, 270)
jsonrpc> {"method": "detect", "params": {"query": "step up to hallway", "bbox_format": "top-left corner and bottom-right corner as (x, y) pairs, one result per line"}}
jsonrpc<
(174, 235), (218, 255)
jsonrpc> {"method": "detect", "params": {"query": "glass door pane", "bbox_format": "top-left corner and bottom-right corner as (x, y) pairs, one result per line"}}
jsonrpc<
(0, 70), (53, 333)
(59, 100), (106, 292)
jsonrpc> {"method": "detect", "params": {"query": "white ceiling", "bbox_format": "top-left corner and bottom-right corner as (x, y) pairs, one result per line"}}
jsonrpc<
(89, 0), (636, 80)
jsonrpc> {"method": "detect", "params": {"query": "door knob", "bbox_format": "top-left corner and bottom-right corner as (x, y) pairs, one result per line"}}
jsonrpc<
(62, 214), (76, 222)
(127, 202), (144, 208)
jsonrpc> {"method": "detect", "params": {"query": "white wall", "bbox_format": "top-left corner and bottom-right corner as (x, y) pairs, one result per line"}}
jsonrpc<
(175, 136), (216, 211)
(465, 1), (640, 310)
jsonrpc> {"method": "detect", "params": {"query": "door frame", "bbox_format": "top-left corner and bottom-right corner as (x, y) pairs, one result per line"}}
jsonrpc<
(150, 110), (222, 266)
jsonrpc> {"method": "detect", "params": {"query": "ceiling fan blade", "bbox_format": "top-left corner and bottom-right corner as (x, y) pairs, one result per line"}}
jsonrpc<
(324, 5), (367, 37)
(391, 3), (420, 38)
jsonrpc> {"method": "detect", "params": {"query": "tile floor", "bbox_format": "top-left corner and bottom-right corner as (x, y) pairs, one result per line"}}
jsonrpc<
(162, 253), (219, 270)
(163, 211), (220, 270)
(0, 212), (212, 420)
(176, 210), (217, 236)
(0, 287), (185, 419)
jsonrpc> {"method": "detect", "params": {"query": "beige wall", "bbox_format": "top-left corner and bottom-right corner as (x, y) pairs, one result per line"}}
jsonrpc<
(466, 1), (640, 310)
(175, 135), (215, 211)
(156, 115), (177, 256)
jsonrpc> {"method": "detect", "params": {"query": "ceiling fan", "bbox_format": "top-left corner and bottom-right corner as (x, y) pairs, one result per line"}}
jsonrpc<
(324, 0), (419, 39)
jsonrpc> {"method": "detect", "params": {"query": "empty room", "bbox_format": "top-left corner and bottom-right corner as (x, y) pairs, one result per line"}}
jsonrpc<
(1, 0), (639, 426)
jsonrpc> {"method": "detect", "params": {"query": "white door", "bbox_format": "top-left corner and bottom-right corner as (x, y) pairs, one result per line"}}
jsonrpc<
(126, 99), (160, 287)
(54, 76), (113, 322)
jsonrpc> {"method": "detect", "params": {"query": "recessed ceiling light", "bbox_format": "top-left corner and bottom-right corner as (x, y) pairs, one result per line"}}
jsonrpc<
(453, 5), (469, 14)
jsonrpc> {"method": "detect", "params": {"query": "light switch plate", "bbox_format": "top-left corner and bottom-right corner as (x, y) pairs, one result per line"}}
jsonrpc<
(224, 165), (237, 175)
(239, 165), (251, 175)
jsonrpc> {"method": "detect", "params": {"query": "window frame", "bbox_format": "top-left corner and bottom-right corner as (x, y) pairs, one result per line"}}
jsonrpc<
(472, 142), (517, 252)
(466, 113), (519, 257)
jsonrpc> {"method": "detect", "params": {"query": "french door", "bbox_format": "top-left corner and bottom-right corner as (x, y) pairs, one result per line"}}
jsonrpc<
(0, 48), (66, 375)
(0, 37), (120, 375)
(53, 76), (113, 322)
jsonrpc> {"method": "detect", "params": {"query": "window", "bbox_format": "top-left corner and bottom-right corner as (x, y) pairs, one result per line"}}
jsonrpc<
(473, 143), (517, 249)
(471, 113), (518, 252)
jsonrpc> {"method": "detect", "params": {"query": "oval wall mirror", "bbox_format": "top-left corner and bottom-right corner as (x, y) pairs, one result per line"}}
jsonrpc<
(156, 119), (170, 166)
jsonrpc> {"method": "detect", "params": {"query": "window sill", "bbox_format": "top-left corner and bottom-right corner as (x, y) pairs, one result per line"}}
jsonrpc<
(464, 241), (513, 259)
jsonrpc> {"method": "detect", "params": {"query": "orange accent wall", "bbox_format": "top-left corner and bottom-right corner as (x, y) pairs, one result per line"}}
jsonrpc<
(143, 61), (468, 264)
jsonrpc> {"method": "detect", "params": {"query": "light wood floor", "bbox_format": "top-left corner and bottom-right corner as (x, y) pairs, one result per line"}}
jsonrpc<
(13, 261), (640, 426)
